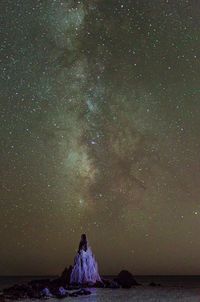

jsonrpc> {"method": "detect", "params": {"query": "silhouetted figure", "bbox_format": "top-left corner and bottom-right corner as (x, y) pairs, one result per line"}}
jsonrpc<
(70, 234), (102, 285)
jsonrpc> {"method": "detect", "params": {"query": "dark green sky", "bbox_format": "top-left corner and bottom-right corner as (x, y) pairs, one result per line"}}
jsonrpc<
(1, 0), (200, 275)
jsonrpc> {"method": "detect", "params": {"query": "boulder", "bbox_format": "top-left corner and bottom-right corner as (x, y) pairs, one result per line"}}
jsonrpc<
(101, 278), (119, 288)
(108, 280), (120, 288)
(149, 282), (161, 287)
(93, 280), (105, 288)
(54, 286), (69, 298)
(115, 270), (140, 288)
(49, 265), (73, 289)
(60, 265), (73, 285)
(101, 278), (110, 287)
(40, 287), (53, 298)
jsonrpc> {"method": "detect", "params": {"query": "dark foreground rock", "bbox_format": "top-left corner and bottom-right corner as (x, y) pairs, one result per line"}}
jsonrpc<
(1, 268), (142, 299)
(2, 282), (91, 300)
(101, 278), (120, 288)
(149, 282), (161, 287)
(60, 265), (73, 285)
(1, 265), (93, 301)
(114, 270), (140, 288)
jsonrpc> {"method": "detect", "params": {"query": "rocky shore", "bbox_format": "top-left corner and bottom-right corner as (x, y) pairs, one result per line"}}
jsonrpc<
(0, 269), (162, 300)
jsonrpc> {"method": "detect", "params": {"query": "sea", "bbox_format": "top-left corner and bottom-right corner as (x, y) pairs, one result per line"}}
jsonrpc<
(1, 275), (200, 301)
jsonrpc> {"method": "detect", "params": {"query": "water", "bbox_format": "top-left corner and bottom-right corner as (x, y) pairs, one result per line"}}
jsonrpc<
(1, 276), (200, 301)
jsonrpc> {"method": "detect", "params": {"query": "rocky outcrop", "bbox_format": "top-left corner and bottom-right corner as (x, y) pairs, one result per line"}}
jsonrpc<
(1, 268), (143, 299)
(114, 270), (140, 288)
(101, 278), (120, 288)
(2, 282), (91, 300)
(1, 266), (92, 300)
(61, 265), (73, 285)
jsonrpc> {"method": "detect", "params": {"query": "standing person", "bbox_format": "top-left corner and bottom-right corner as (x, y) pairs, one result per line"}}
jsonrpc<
(70, 234), (102, 285)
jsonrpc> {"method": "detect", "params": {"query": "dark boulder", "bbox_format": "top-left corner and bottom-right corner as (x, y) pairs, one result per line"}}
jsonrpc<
(49, 265), (73, 288)
(109, 280), (120, 288)
(61, 265), (72, 285)
(149, 282), (161, 287)
(101, 278), (110, 287)
(93, 280), (105, 288)
(53, 286), (69, 299)
(115, 270), (140, 288)
(40, 287), (53, 298)
(101, 278), (120, 288)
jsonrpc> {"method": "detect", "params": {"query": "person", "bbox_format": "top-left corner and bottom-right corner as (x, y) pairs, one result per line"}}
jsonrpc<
(70, 234), (102, 285)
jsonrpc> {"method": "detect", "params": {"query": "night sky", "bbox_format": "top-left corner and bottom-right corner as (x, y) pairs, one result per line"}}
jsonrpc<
(1, 0), (200, 276)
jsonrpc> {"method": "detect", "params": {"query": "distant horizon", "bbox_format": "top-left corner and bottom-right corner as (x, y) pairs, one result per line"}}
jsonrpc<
(2, 274), (200, 277)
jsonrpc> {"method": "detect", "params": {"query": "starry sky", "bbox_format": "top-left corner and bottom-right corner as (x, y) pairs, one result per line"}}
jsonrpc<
(1, 0), (200, 276)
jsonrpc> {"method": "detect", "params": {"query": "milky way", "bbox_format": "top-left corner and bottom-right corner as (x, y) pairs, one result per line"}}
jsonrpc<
(1, 0), (200, 275)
